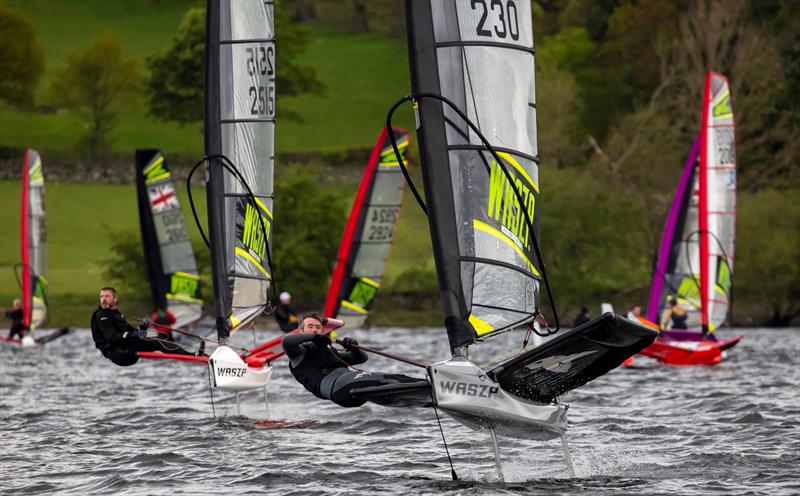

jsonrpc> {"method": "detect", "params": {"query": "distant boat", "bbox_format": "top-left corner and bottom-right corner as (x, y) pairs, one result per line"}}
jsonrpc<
(135, 149), (204, 332)
(1, 149), (70, 347)
(640, 71), (741, 366)
(350, 0), (657, 479)
(324, 127), (410, 328)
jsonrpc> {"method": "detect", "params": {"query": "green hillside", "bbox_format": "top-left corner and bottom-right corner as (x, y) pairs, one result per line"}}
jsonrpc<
(1, 0), (415, 155)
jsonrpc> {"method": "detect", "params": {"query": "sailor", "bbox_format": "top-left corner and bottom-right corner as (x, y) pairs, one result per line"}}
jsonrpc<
(151, 308), (176, 340)
(572, 305), (591, 327)
(274, 291), (299, 332)
(4, 298), (28, 340)
(626, 305), (642, 321)
(282, 313), (419, 407)
(660, 298), (688, 330)
(91, 287), (203, 366)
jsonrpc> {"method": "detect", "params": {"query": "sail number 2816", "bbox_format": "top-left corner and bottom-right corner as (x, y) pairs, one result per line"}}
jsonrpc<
(471, 0), (519, 41)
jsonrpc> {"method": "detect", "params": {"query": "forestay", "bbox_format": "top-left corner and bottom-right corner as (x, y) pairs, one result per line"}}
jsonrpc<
(407, 0), (540, 349)
(205, 0), (275, 338)
(699, 71), (736, 333)
(20, 149), (47, 329)
(136, 150), (203, 328)
(324, 127), (410, 328)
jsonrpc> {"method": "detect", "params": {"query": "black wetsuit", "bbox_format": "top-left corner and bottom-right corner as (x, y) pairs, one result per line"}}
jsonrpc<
(282, 333), (418, 407)
(671, 311), (688, 329)
(5, 308), (27, 339)
(274, 303), (299, 332)
(90, 307), (194, 366)
(572, 312), (590, 327)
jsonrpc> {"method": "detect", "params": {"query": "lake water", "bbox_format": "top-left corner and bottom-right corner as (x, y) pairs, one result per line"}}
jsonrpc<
(1, 327), (798, 495)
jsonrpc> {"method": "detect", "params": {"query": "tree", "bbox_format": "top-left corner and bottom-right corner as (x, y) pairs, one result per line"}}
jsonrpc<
(51, 32), (141, 154)
(0, 2), (45, 108)
(146, 3), (324, 124)
(272, 174), (345, 301)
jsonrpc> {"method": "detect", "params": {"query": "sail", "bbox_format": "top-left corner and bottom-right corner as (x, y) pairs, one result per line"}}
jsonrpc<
(324, 127), (410, 328)
(699, 71), (736, 333)
(135, 150), (203, 329)
(645, 137), (703, 326)
(406, 0), (540, 349)
(205, 0), (275, 338)
(20, 149), (47, 329)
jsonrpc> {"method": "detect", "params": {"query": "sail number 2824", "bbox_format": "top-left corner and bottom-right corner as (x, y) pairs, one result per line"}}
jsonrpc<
(471, 0), (520, 41)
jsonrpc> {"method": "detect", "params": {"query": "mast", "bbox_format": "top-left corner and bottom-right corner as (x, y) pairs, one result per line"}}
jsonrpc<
(205, 0), (276, 340)
(20, 149), (47, 330)
(405, 0), (541, 352)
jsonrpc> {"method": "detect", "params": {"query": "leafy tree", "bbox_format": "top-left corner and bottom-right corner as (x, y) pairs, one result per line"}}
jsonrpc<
(146, 3), (324, 124)
(50, 32), (141, 154)
(0, 2), (44, 108)
(272, 174), (345, 301)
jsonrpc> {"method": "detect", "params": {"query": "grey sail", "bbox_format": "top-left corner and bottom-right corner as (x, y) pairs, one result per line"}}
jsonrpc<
(205, 0), (275, 338)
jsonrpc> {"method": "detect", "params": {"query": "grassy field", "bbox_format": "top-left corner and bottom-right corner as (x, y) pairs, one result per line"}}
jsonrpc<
(0, 174), (435, 327)
(1, 1), (415, 155)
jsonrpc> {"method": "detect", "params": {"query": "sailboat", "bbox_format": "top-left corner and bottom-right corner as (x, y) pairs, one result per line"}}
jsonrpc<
(135, 149), (204, 333)
(324, 127), (410, 328)
(2, 150), (70, 347)
(138, 0), (283, 391)
(639, 71), (741, 366)
(347, 0), (658, 478)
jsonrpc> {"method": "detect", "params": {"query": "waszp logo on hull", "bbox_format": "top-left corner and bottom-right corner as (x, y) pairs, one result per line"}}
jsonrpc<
(215, 367), (247, 378)
(439, 381), (499, 398)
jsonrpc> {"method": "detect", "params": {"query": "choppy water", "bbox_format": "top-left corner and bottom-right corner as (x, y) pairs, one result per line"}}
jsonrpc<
(1, 327), (798, 495)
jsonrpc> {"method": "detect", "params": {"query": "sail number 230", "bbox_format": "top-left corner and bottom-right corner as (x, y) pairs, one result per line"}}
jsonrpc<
(246, 45), (275, 117)
(471, 0), (520, 41)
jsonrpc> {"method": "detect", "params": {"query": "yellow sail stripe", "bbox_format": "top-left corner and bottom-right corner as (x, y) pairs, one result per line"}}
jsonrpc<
(341, 300), (369, 314)
(381, 139), (409, 157)
(235, 246), (270, 277)
(166, 293), (203, 304)
(229, 314), (241, 329)
(469, 313), (494, 336)
(253, 197), (273, 218)
(379, 161), (401, 167)
(497, 152), (539, 194)
(143, 155), (164, 174)
(173, 271), (199, 280)
(359, 277), (380, 288)
(473, 219), (541, 277)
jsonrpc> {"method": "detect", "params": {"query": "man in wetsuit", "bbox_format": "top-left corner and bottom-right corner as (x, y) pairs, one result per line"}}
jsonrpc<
(91, 287), (202, 366)
(274, 291), (299, 332)
(4, 298), (28, 340)
(282, 313), (419, 407)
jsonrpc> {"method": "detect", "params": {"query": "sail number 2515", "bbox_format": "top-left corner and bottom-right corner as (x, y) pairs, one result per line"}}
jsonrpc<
(246, 45), (275, 117)
(471, 0), (520, 41)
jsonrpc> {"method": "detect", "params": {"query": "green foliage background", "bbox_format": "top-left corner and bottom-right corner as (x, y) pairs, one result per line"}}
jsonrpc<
(0, 0), (797, 327)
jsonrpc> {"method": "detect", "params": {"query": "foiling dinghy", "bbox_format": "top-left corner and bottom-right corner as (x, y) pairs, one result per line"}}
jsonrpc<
(637, 71), (741, 366)
(2, 149), (70, 347)
(344, 0), (658, 480)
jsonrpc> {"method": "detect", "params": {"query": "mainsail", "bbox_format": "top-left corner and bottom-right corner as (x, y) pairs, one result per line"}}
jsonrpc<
(699, 71), (736, 333)
(135, 150), (203, 329)
(406, 0), (541, 350)
(20, 149), (47, 329)
(646, 137), (703, 327)
(205, 0), (275, 339)
(324, 127), (410, 328)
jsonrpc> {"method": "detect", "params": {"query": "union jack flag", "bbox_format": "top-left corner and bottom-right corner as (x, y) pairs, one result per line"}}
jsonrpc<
(148, 184), (178, 212)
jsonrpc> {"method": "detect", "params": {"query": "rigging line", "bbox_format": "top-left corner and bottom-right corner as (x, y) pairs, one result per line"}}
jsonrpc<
(185, 154), (279, 311)
(13, 262), (24, 291)
(429, 383), (458, 481)
(386, 93), (561, 334)
(129, 317), (250, 353)
(386, 100), (427, 215)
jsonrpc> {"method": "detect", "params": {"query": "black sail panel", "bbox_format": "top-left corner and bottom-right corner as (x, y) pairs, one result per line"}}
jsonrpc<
(406, 0), (540, 350)
(135, 149), (203, 328)
(205, 0), (275, 338)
